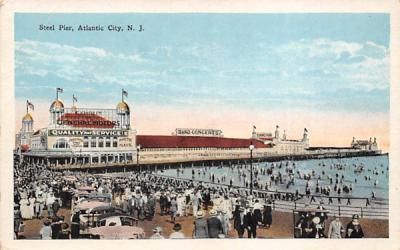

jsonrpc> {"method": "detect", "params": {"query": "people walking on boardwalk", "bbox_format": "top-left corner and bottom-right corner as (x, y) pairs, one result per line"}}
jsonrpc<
(346, 214), (364, 238)
(233, 206), (246, 238)
(327, 215), (344, 238)
(159, 192), (168, 216)
(39, 219), (52, 240)
(193, 210), (208, 238)
(12, 155), (388, 239)
(207, 209), (223, 238)
(245, 206), (258, 238)
(262, 201), (273, 228)
(170, 196), (178, 223)
(70, 208), (80, 239)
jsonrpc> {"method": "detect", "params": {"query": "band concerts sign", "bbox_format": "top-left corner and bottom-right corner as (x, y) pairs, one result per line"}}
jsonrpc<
(48, 129), (128, 137)
(175, 128), (223, 137)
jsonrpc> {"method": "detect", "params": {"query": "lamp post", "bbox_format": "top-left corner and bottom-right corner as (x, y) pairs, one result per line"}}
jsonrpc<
(136, 144), (141, 173)
(249, 144), (255, 193)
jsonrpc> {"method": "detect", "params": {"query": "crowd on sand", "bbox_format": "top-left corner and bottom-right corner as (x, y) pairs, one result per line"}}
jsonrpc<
(14, 160), (365, 239)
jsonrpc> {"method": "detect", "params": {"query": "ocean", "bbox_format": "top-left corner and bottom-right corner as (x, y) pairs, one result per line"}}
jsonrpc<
(159, 155), (389, 202)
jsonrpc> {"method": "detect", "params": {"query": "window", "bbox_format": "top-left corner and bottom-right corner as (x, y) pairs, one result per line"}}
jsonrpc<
(52, 138), (70, 149)
(91, 137), (96, 147)
(106, 138), (111, 147)
(98, 137), (104, 147)
(113, 137), (117, 147)
(83, 136), (89, 148)
(99, 220), (106, 227)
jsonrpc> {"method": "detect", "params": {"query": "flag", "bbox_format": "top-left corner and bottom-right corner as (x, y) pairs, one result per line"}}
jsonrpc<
(122, 89), (128, 97)
(57, 87), (64, 93)
(73, 94), (78, 102)
(27, 100), (34, 111)
(253, 125), (256, 129)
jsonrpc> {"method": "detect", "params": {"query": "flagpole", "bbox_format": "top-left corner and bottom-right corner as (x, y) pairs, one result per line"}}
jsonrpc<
(122, 89), (124, 102)
(26, 100), (28, 114)
(56, 88), (58, 100)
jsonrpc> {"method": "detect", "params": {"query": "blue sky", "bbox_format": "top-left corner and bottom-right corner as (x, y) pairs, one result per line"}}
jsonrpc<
(15, 13), (389, 114)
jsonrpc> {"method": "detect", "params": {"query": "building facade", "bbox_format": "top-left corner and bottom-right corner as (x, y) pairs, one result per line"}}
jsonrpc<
(15, 90), (381, 169)
(252, 125), (310, 155)
(351, 137), (379, 151)
(16, 90), (137, 167)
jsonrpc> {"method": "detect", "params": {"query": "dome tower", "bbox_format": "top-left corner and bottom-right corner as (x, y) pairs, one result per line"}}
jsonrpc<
(117, 89), (130, 129)
(22, 100), (34, 132)
(22, 112), (33, 133)
(49, 88), (65, 125)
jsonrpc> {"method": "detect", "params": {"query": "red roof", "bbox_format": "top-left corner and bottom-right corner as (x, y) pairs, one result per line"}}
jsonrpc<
(137, 135), (270, 149)
(58, 113), (116, 129)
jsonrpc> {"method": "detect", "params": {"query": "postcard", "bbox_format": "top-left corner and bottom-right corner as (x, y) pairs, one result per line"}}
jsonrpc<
(1, 1), (399, 250)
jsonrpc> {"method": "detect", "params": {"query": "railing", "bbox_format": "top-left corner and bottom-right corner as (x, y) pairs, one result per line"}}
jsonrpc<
(272, 200), (388, 219)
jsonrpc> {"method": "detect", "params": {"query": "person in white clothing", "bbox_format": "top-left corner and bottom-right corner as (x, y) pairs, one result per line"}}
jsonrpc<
(328, 214), (345, 238)
(19, 198), (31, 219)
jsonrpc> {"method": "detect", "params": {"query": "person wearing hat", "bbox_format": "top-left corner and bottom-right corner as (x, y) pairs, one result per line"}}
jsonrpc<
(193, 210), (209, 238)
(51, 217), (61, 239)
(328, 214), (345, 238)
(52, 198), (61, 218)
(207, 209), (223, 238)
(159, 192), (168, 216)
(58, 222), (71, 239)
(203, 190), (211, 210)
(71, 207), (81, 239)
(46, 192), (56, 218)
(146, 193), (156, 221)
(169, 223), (185, 239)
(233, 206), (246, 238)
(39, 219), (52, 240)
(150, 227), (164, 239)
(262, 200), (273, 229)
(345, 214), (364, 238)
(170, 196), (178, 224)
(311, 216), (325, 238)
(35, 193), (44, 219)
(220, 209), (231, 237)
(244, 206), (258, 238)
(14, 203), (22, 239)
(315, 201), (328, 228)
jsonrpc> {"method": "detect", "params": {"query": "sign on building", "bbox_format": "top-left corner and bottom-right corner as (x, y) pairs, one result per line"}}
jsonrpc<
(175, 128), (223, 137)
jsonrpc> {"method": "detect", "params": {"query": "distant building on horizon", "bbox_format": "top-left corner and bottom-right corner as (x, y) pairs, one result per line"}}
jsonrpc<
(15, 88), (381, 168)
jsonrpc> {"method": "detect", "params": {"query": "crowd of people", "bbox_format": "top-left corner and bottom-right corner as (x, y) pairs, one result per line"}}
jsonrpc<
(168, 159), (387, 204)
(13, 158), (370, 239)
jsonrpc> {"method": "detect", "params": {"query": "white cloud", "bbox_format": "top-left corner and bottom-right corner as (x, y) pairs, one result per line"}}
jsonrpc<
(15, 38), (389, 108)
(15, 40), (151, 87)
(268, 38), (389, 92)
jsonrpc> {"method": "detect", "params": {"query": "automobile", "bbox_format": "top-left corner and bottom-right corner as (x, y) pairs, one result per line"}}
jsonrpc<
(71, 196), (114, 236)
(89, 214), (144, 239)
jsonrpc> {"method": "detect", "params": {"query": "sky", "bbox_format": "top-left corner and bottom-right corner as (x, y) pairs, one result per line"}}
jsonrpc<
(14, 13), (390, 151)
